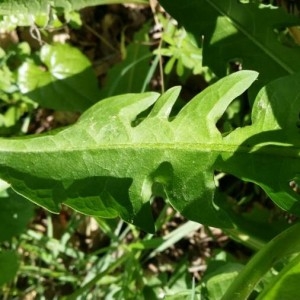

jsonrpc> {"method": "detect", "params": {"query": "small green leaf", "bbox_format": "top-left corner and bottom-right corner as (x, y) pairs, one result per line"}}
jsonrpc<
(205, 263), (244, 300)
(0, 188), (34, 242)
(156, 21), (203, 75)
(0, 251), (19, 287)
(18, 43), (100, 111)
(165, 56), (176, 74)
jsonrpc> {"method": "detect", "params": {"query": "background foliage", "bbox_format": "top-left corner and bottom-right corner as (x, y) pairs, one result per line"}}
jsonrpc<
(0, 0), (299, 299)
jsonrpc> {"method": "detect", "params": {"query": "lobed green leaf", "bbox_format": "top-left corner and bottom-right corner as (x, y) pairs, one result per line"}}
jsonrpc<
(0, 70), (299, 232)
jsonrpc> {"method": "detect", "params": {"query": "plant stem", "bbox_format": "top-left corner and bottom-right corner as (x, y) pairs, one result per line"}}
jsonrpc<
(222, 222), (300, 300)
(224, 227), (266, 251)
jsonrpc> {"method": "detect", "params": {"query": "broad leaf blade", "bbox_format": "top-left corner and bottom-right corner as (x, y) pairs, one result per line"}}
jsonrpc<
(160, 0), (300, 95)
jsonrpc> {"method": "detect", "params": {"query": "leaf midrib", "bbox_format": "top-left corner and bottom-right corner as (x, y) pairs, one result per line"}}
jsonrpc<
(0, 142), (298, 159)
